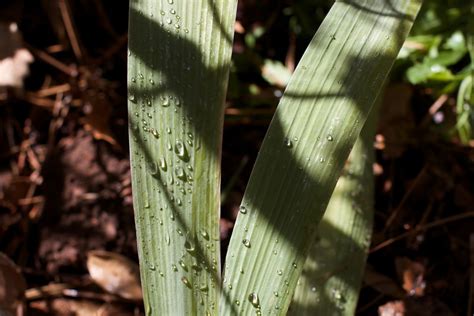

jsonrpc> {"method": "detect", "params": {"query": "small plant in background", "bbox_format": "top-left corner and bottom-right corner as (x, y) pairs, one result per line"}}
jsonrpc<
(128, 0), (422, 315)
(394, 0), (474, 144)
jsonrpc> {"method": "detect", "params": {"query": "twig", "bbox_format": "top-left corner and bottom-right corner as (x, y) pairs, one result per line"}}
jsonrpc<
(36, 84), (71, 97)
(26, 45), (78, 77)
(371, 212), (474, 253)
(58, 0), (86, 62)
(384, 166), (428, 231)
(421, 94), (449, 126)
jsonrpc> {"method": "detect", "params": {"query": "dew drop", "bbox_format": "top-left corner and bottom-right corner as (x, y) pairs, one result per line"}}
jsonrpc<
(149, 79), (155, 85)
(184, 239), (196, 254)
(149, 162), (158, 175)
(242, 239), (251, 248)
(179, 259), (187, 270)
(235, 300), (240, 306)
(332, 288), (342, 300)
(151, 129), (159, 138)
(162, 97), (170, 107)
(166, 18), (172, 24)
(172, 264), (178, 272)
(167, 0), (174, 4)
(248, 293), (260, 308)
(327, 135), (334, 141)
(128, 94), (137, 103)
(200, 229), (209, 240)
(175, 167), (186, 180)
(181, 276), (192, 289)
(159, 157), (167, 171)
(175, 140), (188, 160)
(239, 206), (247, 214)
(277, 269), (283, 276)
(284, 138), (293, 148)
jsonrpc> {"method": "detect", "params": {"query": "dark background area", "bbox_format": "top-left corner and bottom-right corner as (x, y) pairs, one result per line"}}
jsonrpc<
(0, 0), (473, 315)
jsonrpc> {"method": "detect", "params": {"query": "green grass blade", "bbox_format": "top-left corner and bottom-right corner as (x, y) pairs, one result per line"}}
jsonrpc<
(220, 1), (422, 315)
(127, 1), (237, 315)
(289, 99), (379, 316)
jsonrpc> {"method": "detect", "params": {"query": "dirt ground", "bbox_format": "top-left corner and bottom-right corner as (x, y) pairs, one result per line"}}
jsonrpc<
(1, 0), (474, 315)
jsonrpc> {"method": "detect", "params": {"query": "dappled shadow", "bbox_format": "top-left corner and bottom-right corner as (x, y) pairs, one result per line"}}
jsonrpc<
(340, 0), (416, 21)
(127, 5), (236, 315)
(126, 0), (418, 314)
(219, 0), (417, 312)
(288, 121), (375, 314)
(129, 123), (237, 315)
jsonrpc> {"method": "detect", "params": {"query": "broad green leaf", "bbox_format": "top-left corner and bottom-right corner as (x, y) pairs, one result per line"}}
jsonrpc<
(289, 97), (378, 316)
(127, 1), (237, 315)
(406, 62), (454, 84)
(220, 1), (422, 315)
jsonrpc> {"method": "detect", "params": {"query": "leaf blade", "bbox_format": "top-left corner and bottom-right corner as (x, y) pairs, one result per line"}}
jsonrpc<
(289, 97), (378, 316)
(127, 1), (237, 315)
(220, 1), (422, 314)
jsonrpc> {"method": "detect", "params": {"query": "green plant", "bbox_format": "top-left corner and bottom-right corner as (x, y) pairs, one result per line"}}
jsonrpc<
(394, 0), (474, 143)
(127, 0), (422, 315)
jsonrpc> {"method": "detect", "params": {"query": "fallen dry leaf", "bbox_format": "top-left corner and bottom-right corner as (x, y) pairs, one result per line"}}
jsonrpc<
(0, 252), (26, 313)
(395, 257), (426, 297)
(30, 298), (128, 316)
(81, 99), (119, 147)
(86, 250), (142, 301)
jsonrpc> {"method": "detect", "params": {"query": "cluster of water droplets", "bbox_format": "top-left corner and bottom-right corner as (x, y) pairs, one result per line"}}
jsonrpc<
(129, 71), (216, 315)
(154, 0), (190, 34)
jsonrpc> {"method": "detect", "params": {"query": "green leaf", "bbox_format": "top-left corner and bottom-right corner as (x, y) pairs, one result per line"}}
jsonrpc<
(406, 62), (454, 84)
(289, 95), (378, 316)
(127, 1), (237, 315)
(220, 1), (422, 315)
(262, 59), (293, 87)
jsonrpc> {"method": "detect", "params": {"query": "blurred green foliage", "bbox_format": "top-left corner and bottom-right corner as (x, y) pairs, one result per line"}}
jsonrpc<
(230, 0), (473, 143)
(395, 0), (474, 143)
